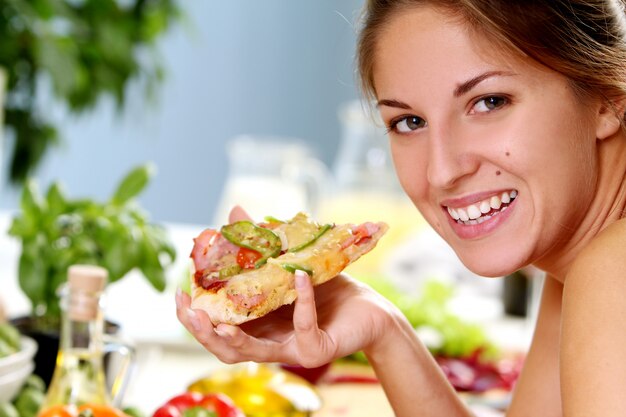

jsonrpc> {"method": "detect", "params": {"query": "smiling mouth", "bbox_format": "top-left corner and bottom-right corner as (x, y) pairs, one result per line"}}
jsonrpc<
(445, 190), (518, 225)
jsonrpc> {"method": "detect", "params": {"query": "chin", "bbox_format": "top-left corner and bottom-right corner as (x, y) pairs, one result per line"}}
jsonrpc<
(455, 249), (527, 278)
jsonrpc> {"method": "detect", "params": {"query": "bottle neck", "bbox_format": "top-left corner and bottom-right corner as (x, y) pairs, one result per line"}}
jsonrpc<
(58, 285), (105, 352)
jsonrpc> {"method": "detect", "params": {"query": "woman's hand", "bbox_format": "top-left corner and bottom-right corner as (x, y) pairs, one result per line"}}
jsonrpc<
(175, 206), (399, 366)
(176, 270), (398, 367)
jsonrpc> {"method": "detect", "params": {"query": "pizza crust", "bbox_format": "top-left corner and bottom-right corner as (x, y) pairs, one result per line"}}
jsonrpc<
(190, 221), (389, 325)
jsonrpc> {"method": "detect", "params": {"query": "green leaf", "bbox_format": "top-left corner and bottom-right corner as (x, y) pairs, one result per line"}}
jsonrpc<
(17, 237), (47, 310)
(36, 34), (82, 98)
(10, 180), (46, 239)
(20, 180), (44, 219)
(111, 164), (155, 205)
(45, 182), (67, 216)
(102, 234), (140, 283)
(138, 239), (166, 292)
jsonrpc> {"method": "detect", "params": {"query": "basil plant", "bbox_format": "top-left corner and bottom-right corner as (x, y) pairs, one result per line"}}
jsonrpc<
(8, 164), (176, 329)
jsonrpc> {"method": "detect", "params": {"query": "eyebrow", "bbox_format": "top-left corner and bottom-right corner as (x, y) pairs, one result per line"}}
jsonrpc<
(453, 70), (516, 97)
(376, 99), (411, 109)
(376, 70), (517, 109)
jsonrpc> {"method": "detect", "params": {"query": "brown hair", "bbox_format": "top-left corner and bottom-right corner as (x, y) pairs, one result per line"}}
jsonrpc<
(357, 0), (626, 113)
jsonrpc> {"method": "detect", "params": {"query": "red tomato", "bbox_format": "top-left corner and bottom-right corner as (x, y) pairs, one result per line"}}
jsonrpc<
(236, 247), (262, 269)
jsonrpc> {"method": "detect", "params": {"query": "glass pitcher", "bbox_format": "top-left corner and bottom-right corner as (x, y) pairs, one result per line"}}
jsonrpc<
(213, 135), (330, 225)
(319, 100), (427, 277)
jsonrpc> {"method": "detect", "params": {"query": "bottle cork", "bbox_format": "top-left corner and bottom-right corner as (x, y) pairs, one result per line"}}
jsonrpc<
(67, 264), (108, 321)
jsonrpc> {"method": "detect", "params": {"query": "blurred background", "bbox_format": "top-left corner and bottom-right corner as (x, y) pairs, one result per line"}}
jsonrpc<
(0, 0), (365, 225)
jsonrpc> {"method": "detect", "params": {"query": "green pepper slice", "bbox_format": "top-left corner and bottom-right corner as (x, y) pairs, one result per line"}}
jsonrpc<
(288, 224), (332, 252)
(221, 220), (282, 263)
(218, 264), (242, 278)
(264, 215), (285, 224)
(281, 263), (313, 276)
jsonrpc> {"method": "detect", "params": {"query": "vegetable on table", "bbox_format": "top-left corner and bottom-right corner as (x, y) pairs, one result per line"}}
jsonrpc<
(38, 404), (131, 417)
(2, 374), (46, 417)
(152, 393), (244, 417)
(0, 323), (22, 358)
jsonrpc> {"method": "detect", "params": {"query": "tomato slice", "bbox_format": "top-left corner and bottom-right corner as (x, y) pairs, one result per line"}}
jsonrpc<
(236, 247), (263, 269)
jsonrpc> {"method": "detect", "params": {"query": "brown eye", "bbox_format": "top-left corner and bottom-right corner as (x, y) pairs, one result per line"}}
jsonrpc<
(473, 96), (508, 113)
(392, 116), (426, 133)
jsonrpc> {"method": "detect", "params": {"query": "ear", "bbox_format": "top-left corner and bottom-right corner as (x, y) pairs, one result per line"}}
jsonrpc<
(596, 96), (626, 141)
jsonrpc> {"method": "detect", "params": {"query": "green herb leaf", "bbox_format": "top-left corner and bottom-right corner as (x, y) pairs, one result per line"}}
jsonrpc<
(111, 163), (155, 205)
(45, 182), (67, 216)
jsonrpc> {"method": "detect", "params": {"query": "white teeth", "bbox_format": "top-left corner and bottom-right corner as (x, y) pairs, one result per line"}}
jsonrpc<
(458, 208), (469, 222)
(476, 214), (491, 224)
(490, 195), (502, 210)
(447, 207), (460, 220)
(446, 190), (517, 225)
(467, 205), (481, 220)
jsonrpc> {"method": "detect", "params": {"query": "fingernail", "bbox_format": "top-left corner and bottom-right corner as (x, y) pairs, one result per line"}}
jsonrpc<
(187, 308), (201, 331)
(295, 270), (308, 289)
(214, 325), (235, 338)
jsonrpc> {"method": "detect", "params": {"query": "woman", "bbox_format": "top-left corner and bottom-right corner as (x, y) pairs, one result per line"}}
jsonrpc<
(177, 1), (626, 415)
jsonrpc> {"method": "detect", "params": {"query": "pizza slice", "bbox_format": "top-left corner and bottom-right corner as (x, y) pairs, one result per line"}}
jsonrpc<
(189, 212), (388, 325)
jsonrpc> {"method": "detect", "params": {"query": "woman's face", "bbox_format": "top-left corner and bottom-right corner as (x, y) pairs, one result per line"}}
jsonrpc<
(373, 7), (601, 277)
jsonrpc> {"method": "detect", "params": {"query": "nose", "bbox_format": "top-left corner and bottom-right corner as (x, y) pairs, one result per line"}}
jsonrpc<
(426, 125), (479, 189)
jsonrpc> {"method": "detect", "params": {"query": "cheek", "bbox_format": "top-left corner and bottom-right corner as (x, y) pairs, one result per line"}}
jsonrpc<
(390, 142), (430, 199)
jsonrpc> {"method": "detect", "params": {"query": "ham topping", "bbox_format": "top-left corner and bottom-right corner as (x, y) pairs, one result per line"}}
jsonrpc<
(227, 292), (267, 310)
(190, 229), (240, 289)
(340, 222), (380, 249)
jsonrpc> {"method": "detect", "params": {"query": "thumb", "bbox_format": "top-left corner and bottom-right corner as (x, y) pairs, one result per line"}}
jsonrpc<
(293, 270), (329, 367)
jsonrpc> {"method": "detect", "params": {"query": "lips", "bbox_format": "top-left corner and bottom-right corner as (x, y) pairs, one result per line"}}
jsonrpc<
(445, 190), (518, 225)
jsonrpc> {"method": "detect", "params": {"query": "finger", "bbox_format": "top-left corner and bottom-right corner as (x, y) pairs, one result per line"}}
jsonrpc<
(229, 205), (252, 222)
(177, 289), (288, 362)
(175, 293), (245, 362)
(213, 323), (286, 362)
(293, 270), (329, 366)
(175, 289), (212, 335)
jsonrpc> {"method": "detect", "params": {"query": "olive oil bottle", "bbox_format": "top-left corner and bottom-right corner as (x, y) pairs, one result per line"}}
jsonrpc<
(42, 265), (111, 407)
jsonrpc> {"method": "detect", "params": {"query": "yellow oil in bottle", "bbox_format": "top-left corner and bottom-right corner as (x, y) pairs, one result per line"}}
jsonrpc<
(188, 363), (321, 417)
(41, 265), (113, 412)
(44, 347), (109, 406)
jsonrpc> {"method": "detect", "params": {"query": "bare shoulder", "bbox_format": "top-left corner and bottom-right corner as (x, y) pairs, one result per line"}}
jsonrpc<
(560, 218), (626, 416)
